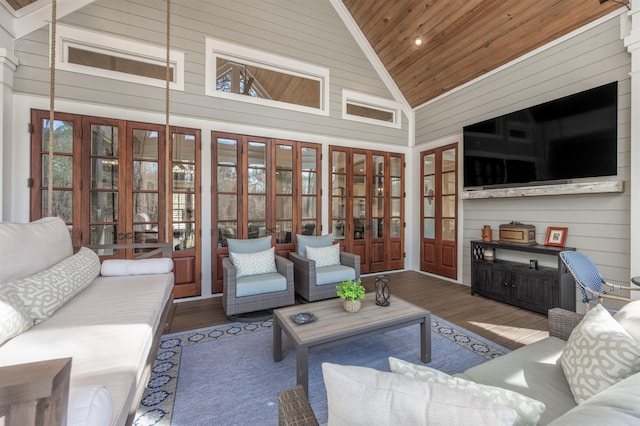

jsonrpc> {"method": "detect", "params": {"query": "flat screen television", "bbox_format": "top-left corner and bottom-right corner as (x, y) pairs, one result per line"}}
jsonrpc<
(463, 82), (618, 189)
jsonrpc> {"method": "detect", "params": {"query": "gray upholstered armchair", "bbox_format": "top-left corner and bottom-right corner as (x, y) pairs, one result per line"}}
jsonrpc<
(289, 234), (360, 302)
(222, 236), (295, 316)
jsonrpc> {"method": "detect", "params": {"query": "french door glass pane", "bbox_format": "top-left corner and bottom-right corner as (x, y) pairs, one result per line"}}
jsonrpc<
(133, 193), (158, 221)
(390, 177), (401, 197)
(217, 139), (237, 165)
(301, 147), (317, 170)
(354, 198), (366, 219)
(443, 195), (456, 217)
(424, 198), (435, 217)
(217, 166), (237, 191)
(218, 194), (237, 220)
(353, 153), (366, 174)
(424, 218), (435, 238)
(332, 151), (346, 173)
(372, 155), (384, 175)
(424, 154), (435, 174)
(91, 125), (118, 156)
(372, 198), (384, 218)
(276, 171), (293, 194)
(332, 175), (345, 194)
(390, 156), (402, 177)
(248, 222), (266, 238)
(372, 176), (384, 196)
(248, 195), (266, 219)
(372, 218), (384, 238)
(91, 159), (119, 189)
(174, 222), (195, 250)
(353, 176), (366, 197)
(42, 155), (74, 187)
(333, 220), (346, 239)
(276, 145), (293, 168)
(391, 199), (401, 216)
(218, 222), (237, 246)
(133, 161), (158, 190)
(390, 218), (401, 238)
(41, 190), (73, 222)
(276, 196), (292, 219)
(248, 169), (266, 193)
(248, 142), (266, 167)
(443, 148), (456, 172)
(276, 221), (292, 243)
(132, 130), (159, 159)
(90, 192), (118, 222)
(302, 197), (316, 219)
(442, 219), (455, 241)
(173, 164), (195, 191)
(90, 224), (117, 245)
(173, 134), (195, 162)
(301, 171), (316, 194)
(42, 119), (73, 152)
(442, 171), (456, 194)
(332, 197), (345, 217)
(172, 193), (195, 221)
(354, 219), (365, 239)
(424, 176), (434, 196)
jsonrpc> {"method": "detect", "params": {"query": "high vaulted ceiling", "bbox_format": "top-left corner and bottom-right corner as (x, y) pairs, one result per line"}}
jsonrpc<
(5, 0), (628, 108)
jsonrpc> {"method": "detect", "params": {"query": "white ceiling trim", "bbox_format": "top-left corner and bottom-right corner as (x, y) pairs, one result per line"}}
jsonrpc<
(6, 0), (95, 39)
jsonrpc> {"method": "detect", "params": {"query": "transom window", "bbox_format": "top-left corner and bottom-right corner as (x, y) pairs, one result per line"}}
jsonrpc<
(342, 89), (402, 128)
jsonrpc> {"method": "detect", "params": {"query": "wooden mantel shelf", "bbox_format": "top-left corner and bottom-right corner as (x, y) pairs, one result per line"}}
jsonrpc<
(461, 181), (624, 200)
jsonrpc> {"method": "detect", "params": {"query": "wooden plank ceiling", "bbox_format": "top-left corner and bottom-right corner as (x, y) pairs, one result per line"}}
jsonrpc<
(8, 0), (626, 108)
(343, 0), (625, 107)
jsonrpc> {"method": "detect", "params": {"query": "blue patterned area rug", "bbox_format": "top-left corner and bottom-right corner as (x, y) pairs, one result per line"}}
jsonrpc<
(134, 315), (508, 426)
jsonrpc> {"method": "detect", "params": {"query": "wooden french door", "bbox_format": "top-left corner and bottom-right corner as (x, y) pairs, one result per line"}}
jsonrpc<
(211, 132), (321, 293)
(30, 110), (201, 298)
(420, 144), (458, 279)
(329, 146), (404, 274)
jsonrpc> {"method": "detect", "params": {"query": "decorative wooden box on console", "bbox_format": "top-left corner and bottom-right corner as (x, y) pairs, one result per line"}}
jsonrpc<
(470, 240), (576, 314)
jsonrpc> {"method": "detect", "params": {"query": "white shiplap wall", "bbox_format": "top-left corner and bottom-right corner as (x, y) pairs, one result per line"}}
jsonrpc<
(413, 13), (631, 299)
(12, 0), (408, 146)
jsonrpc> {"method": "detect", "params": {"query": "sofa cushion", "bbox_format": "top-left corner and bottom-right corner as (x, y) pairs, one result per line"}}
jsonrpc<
(7, 247), (101, 324)
(101, 258), (174, 276)
(68, 385), (113, 426)
(548, 371), (640, 425)
(322, 362), (517, 426)
(306, 243), (340, 268)
(227, 236), (272, 253)
(613, 299), (640, 343)
(229, 247), (277, 278)
(560, 304), (640, 404)
(0, 286), (32, 346)
(316, 264), (356, 286)
(236, 272), (287, 297)
(0, 217), (73, 282)
(296, 233), (333, 256)
(389, 357), (545, 425)
(458, 336), (576, 424)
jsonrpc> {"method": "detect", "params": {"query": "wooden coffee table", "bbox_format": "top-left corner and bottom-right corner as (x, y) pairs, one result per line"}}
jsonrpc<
(272, 293), (431, 394)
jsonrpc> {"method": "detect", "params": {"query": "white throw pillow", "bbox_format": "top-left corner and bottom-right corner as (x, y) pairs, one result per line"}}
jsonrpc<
(0, 286), (32, 345)
(229, 247), (277, 278)
(306, 243), (340, 268)
(561, 304), (640, 404)
(389, 357), (545, 425)
(613, 299), (640, 343)
(322, 362), (517, 426)
(6, 247), (101, 324)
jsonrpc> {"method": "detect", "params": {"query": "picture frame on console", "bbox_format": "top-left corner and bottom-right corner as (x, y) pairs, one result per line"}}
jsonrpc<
(545, 227), (568, 247)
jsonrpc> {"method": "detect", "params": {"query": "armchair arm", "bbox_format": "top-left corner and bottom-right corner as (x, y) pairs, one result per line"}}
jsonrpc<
(278, 385), (319, 426)
(0, 358), (71, 426)
(275, 255), (294, 284)
(289, 252), (316, 286)
(222, 257), (238, 296)
(339, 252), (361, 278)
(548, 308), (584, 341)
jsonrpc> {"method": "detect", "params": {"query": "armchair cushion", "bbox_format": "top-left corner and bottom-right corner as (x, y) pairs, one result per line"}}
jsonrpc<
(296, 233), (333, 256)
(0, 286), (32, 346)
(560, 304), (640, 404)
(316, 265), (356, 286)
(227, 236), (272, 253)
(236, 272), (288, 297)
(229, 247), (277, 278)
(305, 243), (340, 268)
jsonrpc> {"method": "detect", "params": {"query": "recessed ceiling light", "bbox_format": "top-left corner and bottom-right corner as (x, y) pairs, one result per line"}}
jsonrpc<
(414, 36), (423, 46)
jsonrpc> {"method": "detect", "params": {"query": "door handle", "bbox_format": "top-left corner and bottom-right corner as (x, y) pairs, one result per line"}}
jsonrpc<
(125, 232), (133, 240)
(117, 233), (125, 240)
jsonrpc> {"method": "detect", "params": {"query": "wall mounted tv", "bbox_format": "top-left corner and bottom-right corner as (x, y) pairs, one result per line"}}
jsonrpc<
(463, 82), (618, 189)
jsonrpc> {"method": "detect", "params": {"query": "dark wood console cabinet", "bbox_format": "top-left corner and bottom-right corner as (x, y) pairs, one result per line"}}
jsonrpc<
(470, 240), (576, 314)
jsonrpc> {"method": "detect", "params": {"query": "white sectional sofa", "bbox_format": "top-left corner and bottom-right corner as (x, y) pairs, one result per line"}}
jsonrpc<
(0, 217), (175, 425)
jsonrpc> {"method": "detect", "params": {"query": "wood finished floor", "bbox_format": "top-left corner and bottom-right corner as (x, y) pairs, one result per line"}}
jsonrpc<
(169, 270), (549, 351)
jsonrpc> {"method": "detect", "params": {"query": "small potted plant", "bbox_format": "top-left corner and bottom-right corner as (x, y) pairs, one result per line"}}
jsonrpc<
(336, 278), (366, 313)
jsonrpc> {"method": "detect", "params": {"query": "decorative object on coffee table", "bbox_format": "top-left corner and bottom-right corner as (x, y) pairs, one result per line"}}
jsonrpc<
(375, 274), (390, 306)
(336, 278), (365, 313)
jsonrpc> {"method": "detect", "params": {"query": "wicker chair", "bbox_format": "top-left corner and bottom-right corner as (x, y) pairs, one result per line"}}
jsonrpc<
(290, 234), (360, 302)
(559, 251), (640, 312)
(222, 237), (295, 316)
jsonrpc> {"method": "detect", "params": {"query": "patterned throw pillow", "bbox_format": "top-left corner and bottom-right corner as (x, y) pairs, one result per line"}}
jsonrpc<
(389, 357), (546, 425)
(306, 243), (340, 268)
(0, 286), (32, 346)
(229, 247), (277, 278)
(7, 247), (101, 324)
(561, 304), (640, 404)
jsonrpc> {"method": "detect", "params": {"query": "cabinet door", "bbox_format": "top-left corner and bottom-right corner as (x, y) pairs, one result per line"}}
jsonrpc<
(512, 268), (558, 314)
(473, 262), (511, 304)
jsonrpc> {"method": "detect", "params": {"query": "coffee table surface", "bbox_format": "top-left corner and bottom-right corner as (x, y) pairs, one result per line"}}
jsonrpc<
(274, 293), (428, 346)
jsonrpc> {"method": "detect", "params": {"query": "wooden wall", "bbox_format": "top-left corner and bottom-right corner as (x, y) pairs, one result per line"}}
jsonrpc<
(413, 13), (631, 300)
